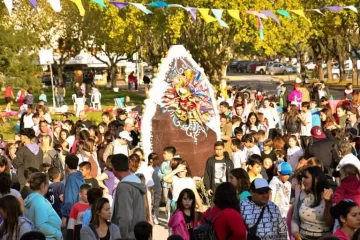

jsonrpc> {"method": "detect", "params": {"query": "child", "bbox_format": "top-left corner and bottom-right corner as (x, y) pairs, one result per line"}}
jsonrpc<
(134, 221), (153, 240)
(168, 189), (198, 240)
(149, 153), (161, 225)
(96, 158), (119, 197)
(269, 162), (292, 218)
(158, 146), (176, 220)
(247, 154), (264, 182)
(234, 127), (243, 141)
(20, 167), (39, 200)
(40, 163), (51, 174)
(81, 187), (103, 227)
(275, 149), (286, 167)
(344, 83), (354, 97)
(263, 158), (274, 181)
(231, 138), (246, 169)
(243, 134), (261, 161)
(203, 141), (234, 196)
(39, 90), (47, 103)
(230, 168), (250, 201)
(310, 101), (321, 127)
(256, 130), (266, 152)
(67, 184), (91, 240)
(46, 167), (65, 218)
(261, 139), (277, 162)
(79, 162), (100, 188)
(286, 135), (303, 170)
(298, 102), (312, 149)
(333, 164), (360, 206)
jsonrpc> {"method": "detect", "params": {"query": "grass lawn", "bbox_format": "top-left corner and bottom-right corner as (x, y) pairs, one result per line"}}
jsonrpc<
(0, 87), (146, 141)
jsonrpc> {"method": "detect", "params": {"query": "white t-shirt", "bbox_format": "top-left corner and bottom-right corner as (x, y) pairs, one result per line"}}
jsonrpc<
(113, 141), (129, 157)
(172, 176), (195, 201)
(136, 162), (155, 188)
(300, 111), (312, 136)
(269, 176), (291, 218)
(2, 188), (21, 198)
(232, 150), (246, 168)
(287, 146), (303, 170)
(23, 114), (34, 128)
(66, 135), (75, 149)
(245, 145), (261, 161)
(259, 107), (278, 129)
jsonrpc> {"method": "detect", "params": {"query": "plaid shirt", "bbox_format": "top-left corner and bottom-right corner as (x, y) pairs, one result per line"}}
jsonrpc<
(240, 197), (288, 240)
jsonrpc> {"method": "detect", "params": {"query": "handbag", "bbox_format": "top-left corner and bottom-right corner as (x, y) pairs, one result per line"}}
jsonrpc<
(246, 205), (266, 240)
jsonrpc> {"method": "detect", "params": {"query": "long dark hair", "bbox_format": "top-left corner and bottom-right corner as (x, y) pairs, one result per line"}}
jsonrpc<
(90, 198), (110, 228)
(230, 168), (250, 195)
(213, 182), (240, 212)
(246, 112), (259, 128)
(176, 189), (196, 218)
(330, 200), (359, 227)
(303, 166), (329, 207)
(0, 195), (22, 240)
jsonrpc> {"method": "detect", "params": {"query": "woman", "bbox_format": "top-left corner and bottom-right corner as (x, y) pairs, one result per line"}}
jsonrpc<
(24, 172), (62, 240)
(59, 129), (70, 153)
(17, 89), (26, 107)
(0, 195), (34, 240)
(331, 200), (360, 240)
(291, 166), (333, 240)
(36, 105), (52, 124)
(55, 80), (65, 107)
(41, 135), (58, 165)
(242, 112), (260, 134)
(345, 107), (360, 136)
(284, 104), (301, 135)
(320, 107), (337, 131)
(76, 138), (100, 177)
(229, 168), (250, 200)
(200, 182), (246, 240)
(97, 122), (108, 144)
(163, 158), (203, 213)
(80, 198), (120, 240)
(97, 131), (112, 171)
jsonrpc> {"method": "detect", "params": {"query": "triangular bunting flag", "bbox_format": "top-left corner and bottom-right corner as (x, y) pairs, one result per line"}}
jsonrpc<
(211, 9), (229, 28)
(227, 9), (240, 21)
(130, 3), (152, 14)
(309, 9), (325, 16)
(148, 1), (168, 7)
(110, 2), (129, 9)
(261, 10), (280, 25)
(290, 10), (312, 25)
(344, 6), (358, 13)
(198, 8), (216, 24)
(92, 0), (106, 8)
(276, 10), (292, 19)
(28, 0), (37, 10)
(246, 10), (267, 19)
(258, 17), (264, 41)
(168, 4), (184, 8)
(322, 6), (343, 12)
(185, 7), (197, 22)
(71, 0), (85, 16)
(3, 0), (13, 15)
(48, 0), (62, 12)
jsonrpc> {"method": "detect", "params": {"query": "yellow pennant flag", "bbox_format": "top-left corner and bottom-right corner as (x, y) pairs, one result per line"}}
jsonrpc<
(71, 0), (85, 16)
(227, 9), (241, 21)
(198, 8), (217, 23)
(290, 10), (311, 25)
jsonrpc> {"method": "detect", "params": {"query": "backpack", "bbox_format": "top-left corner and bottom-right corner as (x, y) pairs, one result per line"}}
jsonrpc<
(50, 151), (64, 174)
(194, 207), (224, 240)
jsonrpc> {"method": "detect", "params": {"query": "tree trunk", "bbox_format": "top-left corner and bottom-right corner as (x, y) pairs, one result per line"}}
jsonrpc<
(220, 64), (227, 81)
(110, 64), (117, 88)
(300, 52), (306, 79)
(352, 57), (358, 86)
(326, 58), (333, 82)
(317, 57), (324, 81)
(339, 51), (346, 82)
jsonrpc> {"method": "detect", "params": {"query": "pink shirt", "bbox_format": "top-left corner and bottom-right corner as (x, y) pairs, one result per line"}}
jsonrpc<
(333, 228), (351, 240)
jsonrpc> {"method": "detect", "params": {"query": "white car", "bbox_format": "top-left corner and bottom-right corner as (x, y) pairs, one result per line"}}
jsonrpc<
(305, 62), (326, 71)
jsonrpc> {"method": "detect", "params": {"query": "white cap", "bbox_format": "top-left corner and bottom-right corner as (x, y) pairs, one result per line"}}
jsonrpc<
(119, 131), (133, 141)
(304, 79), (309, 84)
(295, 77), (302, 83)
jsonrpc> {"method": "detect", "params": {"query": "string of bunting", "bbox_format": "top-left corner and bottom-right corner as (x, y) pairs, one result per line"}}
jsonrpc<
(3, 0), (360, 40)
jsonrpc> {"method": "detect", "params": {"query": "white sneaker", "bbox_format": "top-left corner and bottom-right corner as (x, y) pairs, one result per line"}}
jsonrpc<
(153, 217), (159, 225)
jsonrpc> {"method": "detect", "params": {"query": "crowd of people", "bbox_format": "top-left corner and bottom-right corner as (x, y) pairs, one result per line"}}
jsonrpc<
(0, 76), (360, 240)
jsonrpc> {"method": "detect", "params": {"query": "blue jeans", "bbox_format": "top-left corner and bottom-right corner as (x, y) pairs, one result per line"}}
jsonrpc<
(56, 95), (64, 106)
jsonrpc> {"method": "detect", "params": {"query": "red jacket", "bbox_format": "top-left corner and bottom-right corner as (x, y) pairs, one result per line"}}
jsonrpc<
(333, 176), (360, 206)
(200, 205), (246, 240)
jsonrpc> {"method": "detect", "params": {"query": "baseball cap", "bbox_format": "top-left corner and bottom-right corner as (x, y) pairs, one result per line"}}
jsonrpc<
(311, 126), (326, 139)
(278, 162), (293, 175)
(294, 83), (300, 88)
(119, 131), (133, 141)
(250, 178), (271, 192)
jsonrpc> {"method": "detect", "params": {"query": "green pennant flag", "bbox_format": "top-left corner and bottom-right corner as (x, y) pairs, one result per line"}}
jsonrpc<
(276, 10), (292, 19)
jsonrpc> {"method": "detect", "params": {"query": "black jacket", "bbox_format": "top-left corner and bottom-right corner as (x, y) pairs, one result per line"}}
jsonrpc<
(304, 137), (336, 170)
(203, 155), (234, 192)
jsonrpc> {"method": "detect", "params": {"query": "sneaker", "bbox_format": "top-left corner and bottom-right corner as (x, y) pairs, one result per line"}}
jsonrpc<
(153, 217), (159, 225)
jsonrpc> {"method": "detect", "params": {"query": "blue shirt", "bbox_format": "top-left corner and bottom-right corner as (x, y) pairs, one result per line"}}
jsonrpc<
(82, 208), (91, 227)
(158, 161), (172, 188)
(39, 94), (47, 102)
(311, 109), (321, 127)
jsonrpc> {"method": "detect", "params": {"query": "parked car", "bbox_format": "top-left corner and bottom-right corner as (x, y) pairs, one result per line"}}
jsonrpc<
(236, 61), (251, 73)
(228, 60), (242, 72)
(305, 61), (326, 71)
(247, 62), (264, 73)
(284, 64), (297, 73)
(266, 63), (292, 75)
(256, 61), (275, 74)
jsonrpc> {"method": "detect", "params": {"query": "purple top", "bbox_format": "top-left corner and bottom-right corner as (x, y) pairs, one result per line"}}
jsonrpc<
(104, 170), (119, 196)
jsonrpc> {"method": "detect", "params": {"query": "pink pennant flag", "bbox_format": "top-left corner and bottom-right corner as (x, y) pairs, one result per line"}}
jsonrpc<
(246, 10), (267, 19)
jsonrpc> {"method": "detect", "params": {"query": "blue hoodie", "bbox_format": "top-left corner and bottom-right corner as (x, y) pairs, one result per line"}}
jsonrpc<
(61, 171), (84, 218)
(24, 192), (62, 240)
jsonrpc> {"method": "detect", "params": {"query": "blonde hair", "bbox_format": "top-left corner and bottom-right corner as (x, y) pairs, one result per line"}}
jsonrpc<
(41, 135), (53, 156)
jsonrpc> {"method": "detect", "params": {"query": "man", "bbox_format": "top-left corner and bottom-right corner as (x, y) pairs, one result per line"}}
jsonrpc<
(103, 131), (132, 161)
(258, 98), (278, 139)
(203, 141), (234, 196)
(336, 140), (360, 172)
(298, 80), (310, 103)
(298, 102), (312, 149)
(220, 114), (232, 156)
(101, 112), (111, 125)
(240, 178), (288, 240)
(76, 110), (92, 129)
(336, 105), (347, 129)
(276, 78), (284, 96)
(315, 81), (330, 106)
(124, 119), (138, 149)
(304, 126), (336, 171)
(219, 101), (232, 118)
(36, 120), (53, 144)
(74, 82), (84, 117)
(279, 85), (289, 112)
(111, 154), (146, 240)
